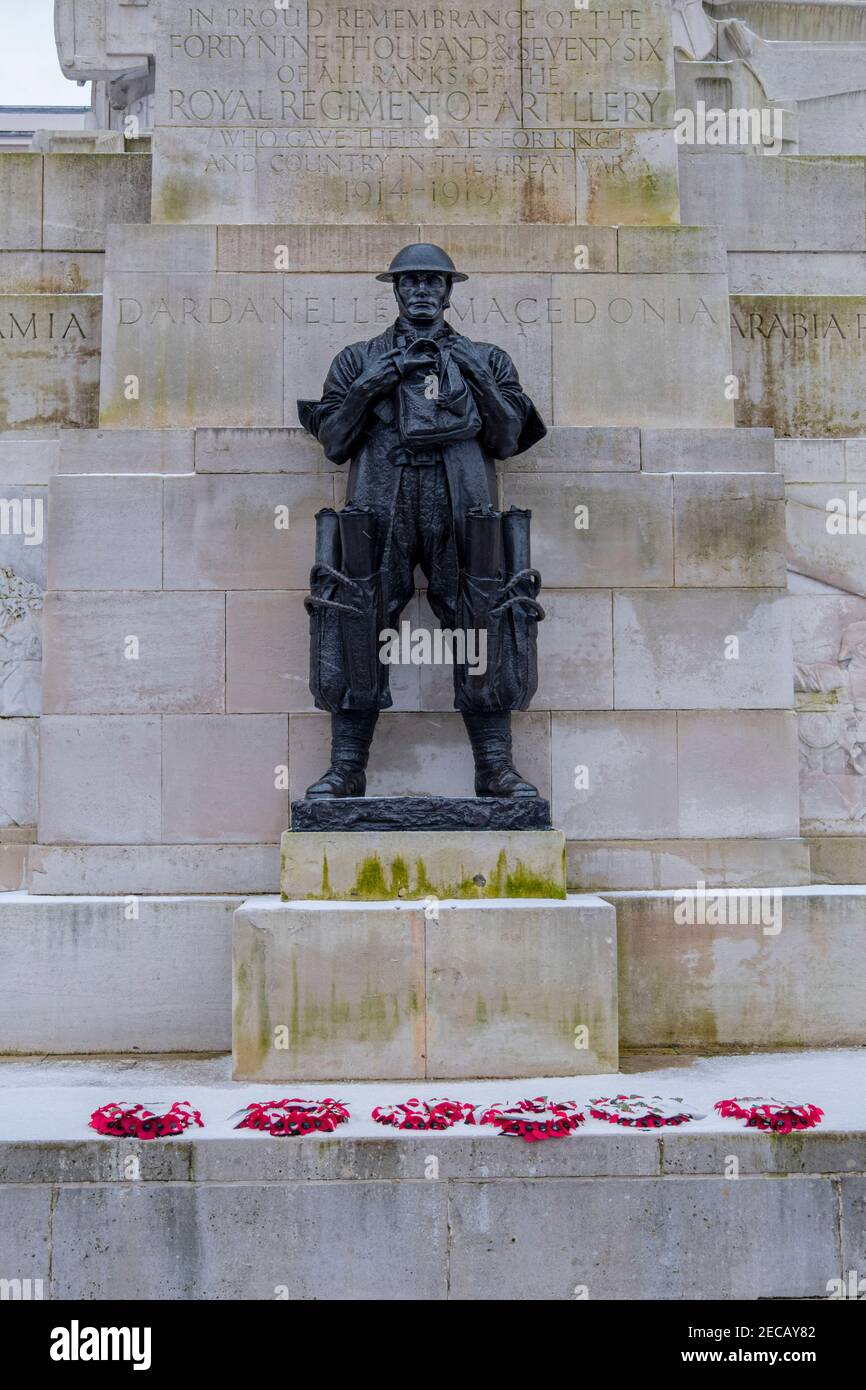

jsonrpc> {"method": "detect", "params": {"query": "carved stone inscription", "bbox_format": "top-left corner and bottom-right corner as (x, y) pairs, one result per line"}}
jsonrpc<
(144, 1), (678, 222)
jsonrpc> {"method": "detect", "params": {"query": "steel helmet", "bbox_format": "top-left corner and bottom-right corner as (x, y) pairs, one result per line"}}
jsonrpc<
(376, 243), (468, 283)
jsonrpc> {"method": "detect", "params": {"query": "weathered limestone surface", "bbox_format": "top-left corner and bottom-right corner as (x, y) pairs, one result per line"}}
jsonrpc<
(233, 894), (617, 1080)
(612, 887), (866, 1049)
(0, 295), (101, 431)
(0, 893), (238, 1052)
(1, 1125), (860, 1298)
(280, 828), (566, 900)
(98, 225), (735, 429)
(732, 294), (866, 437)
(28, 843), (280, 896)
(55, 0), (681, 227)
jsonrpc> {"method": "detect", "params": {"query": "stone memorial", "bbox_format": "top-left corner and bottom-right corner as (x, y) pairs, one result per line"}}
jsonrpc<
(1, 0), (866, 1298)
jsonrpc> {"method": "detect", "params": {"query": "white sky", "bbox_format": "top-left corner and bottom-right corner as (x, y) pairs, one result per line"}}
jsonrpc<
(0, 0), (90, 107)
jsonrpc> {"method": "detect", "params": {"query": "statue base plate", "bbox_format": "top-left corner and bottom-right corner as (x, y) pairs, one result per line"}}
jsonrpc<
(290, 796), (552, 833)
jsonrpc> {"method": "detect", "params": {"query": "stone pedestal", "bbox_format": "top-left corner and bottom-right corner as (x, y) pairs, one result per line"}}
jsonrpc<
(281, 825), (566, 900)
(233, 893), (617, 1080)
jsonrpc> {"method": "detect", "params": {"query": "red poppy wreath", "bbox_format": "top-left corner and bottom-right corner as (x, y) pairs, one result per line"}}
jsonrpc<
(588, 1094), (702, 1128)
(235, 1098), (350, 1136)
(372, 1098), (477, 1131)
(479, 1097), (584, 1142)
(714, 1097), (824, 1133)
(89, 1101), (204, 1140)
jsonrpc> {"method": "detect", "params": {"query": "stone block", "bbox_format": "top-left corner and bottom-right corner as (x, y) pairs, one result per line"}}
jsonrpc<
(550, 273), (733, 428)
(30, 131), (125, 154)
(533, 590), (613, 711)
(679, 152), (866, 251)
(0, 155), (43, 251)
(194, 427), (332, 473)
(613, 887), (866, 1048)
(50, 1181), (448, 1301)
(673, 473), (787, 586)
(449, 1175), (838, 1300)
(502, 473), (673, 588)
(42, 591), (226, 715)
(551, 711), (678, 839)
(0, 839), (30, 892)
(0, 1188), (50, 1287)
(552, 711), (799, 839)
(226, 590), (311, 715)
(218, 225), (419, 275)
(732, 295), (866, 437)
(809, 838), (866, 884)
(0, 436), (60, 484)
(502, 426), (640, 473)
(640, 427), (775, 473)
(280, 828), (566, 900)
(233, 892), (617, 1080)
(0, 251), (105, 294)
(842, 1179), (866, 1280)
(728, 250), (866, 297)
(787, 484), (866, 594)
(288, 711), (551, 803)
(420, 225), (619, 274)
(0, 895), (238, 1052)
(0, 719), (38, 827)
(162, 715), (289, 844)
(104, 223), (217, 273)
(425, 895), (618, 1078)
(617, 225), (725, 274)
(0, 294), (101, 431)
(567, 838), (811, 891)
(100, 272), (286, 428)
(612, 590), (793, 709)
(28, 843), (280, 896)
(163, 473), (334, 590)
(677, 711), (800, 838)
(775, 438), (845, 483)
(233, 897), (427, 1081)
(46, 475), (162, 590)
(42, 153), (151, 251)
(59, 428), (194, 474)
(38, 715), (162, 845)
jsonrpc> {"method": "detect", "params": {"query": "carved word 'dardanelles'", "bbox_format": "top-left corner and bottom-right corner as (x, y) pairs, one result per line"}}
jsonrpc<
(117, 293), (720, 328)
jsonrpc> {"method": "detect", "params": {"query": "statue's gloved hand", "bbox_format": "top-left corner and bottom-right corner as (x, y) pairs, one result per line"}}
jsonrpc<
(350, 347), (403, 404)
(446, 336), (494, 389)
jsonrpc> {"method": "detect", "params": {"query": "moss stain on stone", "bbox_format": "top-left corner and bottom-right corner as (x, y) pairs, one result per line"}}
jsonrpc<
(309, 849), (565, 900)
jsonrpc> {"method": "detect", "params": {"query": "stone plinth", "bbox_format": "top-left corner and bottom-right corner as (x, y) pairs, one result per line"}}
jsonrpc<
(233, 894), (617, 1080)
(281, 826), (565, 900)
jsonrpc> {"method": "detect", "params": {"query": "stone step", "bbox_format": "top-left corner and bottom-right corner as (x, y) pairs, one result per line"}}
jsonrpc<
(609, 886), (866, 1050)
(0, 1050), (862, 1300)
(0, 893), (242, 1054)
(6, 886), (866, 1057)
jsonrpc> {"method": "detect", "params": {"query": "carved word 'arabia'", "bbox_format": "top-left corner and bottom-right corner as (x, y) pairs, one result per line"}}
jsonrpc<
(117, 295), (719, 328)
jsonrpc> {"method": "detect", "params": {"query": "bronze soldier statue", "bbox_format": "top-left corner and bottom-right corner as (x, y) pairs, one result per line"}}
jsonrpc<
(298, 243), (546, 802)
